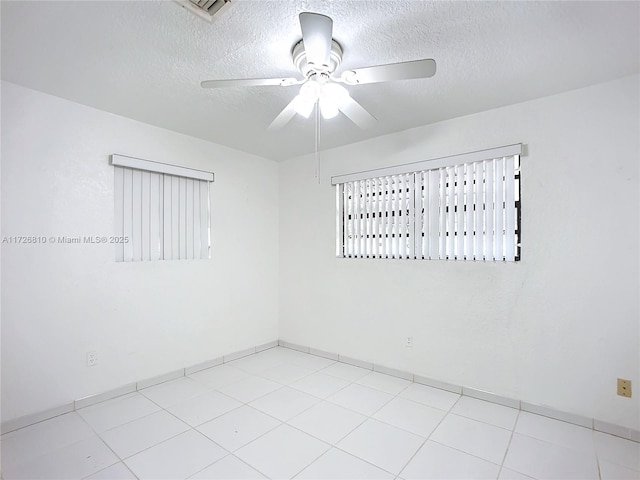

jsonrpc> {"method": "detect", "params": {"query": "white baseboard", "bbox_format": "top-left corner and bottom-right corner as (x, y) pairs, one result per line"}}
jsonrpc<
(414, 374), (462, 394)
(0, 402), (74, 435)
(277, 340), (309, 353)
(1, 340), (278, 434)
(309, 347), (339, 361)
(75, 383), (137, 410)
(338, 355), (374, 370)
(463, 386), (521, 409)
(282, 340), (639, 443)
(3, 339), (638, 444)
(185, 357), (223, 376)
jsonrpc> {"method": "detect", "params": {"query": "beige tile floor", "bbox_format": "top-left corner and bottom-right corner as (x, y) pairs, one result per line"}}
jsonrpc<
(2, 347), (639, 479)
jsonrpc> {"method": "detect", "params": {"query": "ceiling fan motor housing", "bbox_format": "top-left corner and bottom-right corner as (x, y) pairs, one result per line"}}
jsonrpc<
(292, 39), (343, 77)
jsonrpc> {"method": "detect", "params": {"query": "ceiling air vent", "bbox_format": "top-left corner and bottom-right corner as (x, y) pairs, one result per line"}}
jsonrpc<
(176, 0), (232, 22)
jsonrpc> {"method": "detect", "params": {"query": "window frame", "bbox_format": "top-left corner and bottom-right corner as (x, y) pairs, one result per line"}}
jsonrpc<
(112, 154), (214, 262)
(332, 144), (522, 262)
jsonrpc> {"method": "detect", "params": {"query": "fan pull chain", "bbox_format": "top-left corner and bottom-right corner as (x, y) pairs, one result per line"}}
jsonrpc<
(315, 100), (321, 184)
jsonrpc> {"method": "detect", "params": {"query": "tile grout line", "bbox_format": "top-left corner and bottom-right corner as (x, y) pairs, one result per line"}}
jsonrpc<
(193, 355), (334, 477)
(312, 377), (416, 479)
(98, 385), (247, 478)
(595, 452), (603, 480)
(73, 412), (124, 473)
(427, 438), (504, 471)
(93, 385), (230, 473)
(80, 461), (138, 480)
(327, 443), (400, 477)
(227, 452), (272, 480)
(183, 450), (268, 480)
(394, 432), (429, 478)
(261, 359), (408, 477)
(394, 385), (462, 478)
(3, 411), (125, 480)
(495, 407), (521, 479)
(84, 393), (165, 439)
(426, 387), (513, 471)
(288, 443), (333, 479)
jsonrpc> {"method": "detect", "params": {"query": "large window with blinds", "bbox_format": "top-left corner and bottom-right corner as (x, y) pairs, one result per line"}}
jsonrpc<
(112, 154), (214, 262)
(332, 144), (521, 261)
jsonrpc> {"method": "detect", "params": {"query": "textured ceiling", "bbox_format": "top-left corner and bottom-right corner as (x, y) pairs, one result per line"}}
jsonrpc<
(1, 1), (638, 161)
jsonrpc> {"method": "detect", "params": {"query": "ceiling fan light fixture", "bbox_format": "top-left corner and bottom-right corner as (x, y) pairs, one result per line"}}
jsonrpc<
(319, 97), (339, 119)
(293, 80), (349, 120)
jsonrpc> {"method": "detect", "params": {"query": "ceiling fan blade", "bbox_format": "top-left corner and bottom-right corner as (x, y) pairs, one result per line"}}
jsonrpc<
(267, 97), (299, 131)
(299, 12), (333, 70)
(201, 77), (301, 88)
(338, 96), (377, 130)
(340, 59), (436, 85)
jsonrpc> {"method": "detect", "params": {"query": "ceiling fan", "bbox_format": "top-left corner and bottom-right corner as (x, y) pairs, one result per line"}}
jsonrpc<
(201, 12), (436, 131)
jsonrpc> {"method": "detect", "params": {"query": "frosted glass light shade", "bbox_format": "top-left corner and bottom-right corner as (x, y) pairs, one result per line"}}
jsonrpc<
(322, 83), (349, 106)
(293, 95), (316, 118)
(319, 97), (339, 119)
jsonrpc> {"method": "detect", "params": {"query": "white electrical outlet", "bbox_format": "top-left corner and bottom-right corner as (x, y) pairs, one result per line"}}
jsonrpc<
(405, 336), (413, 348)
(86, 351), (98, 367)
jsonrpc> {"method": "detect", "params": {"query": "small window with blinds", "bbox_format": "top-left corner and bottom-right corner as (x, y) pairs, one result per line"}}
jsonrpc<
(333, 144), (521, 262)
(112, 154), (214, 262)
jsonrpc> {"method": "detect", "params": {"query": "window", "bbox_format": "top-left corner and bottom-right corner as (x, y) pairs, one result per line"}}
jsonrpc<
(333, 144), (521, 261)
(112, 154), (214, 262)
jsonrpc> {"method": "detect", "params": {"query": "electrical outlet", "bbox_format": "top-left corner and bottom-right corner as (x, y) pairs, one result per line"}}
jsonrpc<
(86, 351), (98, 367)
(617, 378), (632, 397)
(405, 336), (413, 348)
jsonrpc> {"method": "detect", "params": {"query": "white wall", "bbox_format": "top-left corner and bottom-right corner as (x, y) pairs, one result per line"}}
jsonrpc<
(3, 75), (638, 430)
(1, 82), (279, 421)
(279, 75), (640, 429)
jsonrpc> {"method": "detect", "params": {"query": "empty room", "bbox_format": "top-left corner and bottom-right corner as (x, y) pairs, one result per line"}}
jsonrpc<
(1, 1), (638, 479)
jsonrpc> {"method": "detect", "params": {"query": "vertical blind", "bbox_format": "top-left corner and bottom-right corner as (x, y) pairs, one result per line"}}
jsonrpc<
(333, 145), (521, 261)
(112, 155), (213, 262)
